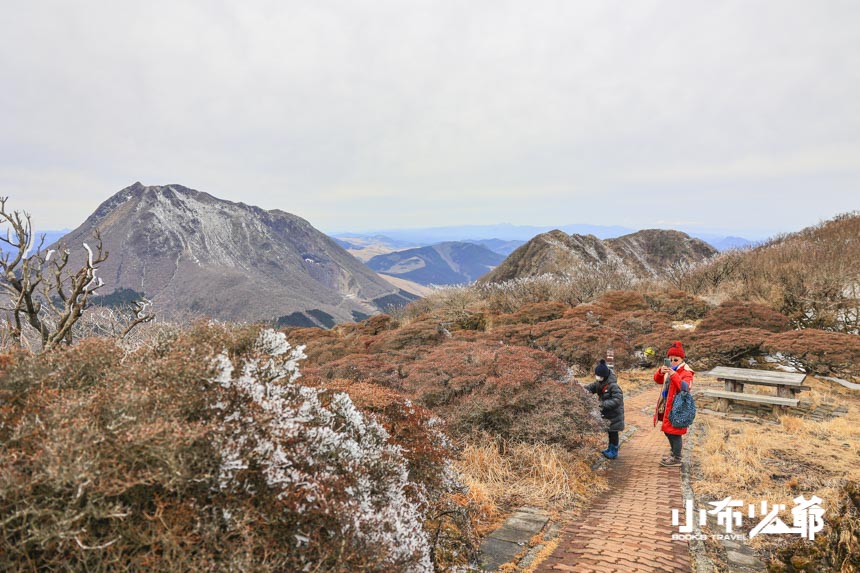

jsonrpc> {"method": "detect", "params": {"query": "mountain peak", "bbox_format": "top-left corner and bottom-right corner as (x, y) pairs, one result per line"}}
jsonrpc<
(481, 228), (717, 283)
(60, 183), (413, 325)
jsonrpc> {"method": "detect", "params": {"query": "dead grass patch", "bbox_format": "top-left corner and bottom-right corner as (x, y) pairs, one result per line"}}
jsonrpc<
(691, 380), (860, 561)
(455, 436), (606, 519)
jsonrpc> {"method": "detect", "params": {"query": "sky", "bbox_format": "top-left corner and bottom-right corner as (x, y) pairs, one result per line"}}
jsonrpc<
(1, 0), (858, 240)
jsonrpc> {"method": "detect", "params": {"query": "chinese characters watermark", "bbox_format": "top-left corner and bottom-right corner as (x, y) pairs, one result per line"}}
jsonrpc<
(671, 496), (825, 541)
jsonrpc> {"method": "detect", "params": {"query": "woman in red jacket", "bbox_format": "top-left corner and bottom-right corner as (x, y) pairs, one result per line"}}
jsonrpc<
(654, 341), (694, 467)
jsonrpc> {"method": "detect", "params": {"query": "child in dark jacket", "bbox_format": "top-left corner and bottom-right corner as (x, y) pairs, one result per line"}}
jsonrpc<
(584, 359), (625, 459)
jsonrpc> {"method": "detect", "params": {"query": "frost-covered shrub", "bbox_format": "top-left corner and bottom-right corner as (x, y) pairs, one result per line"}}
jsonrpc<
(0, 325), (463, 572)
(210, 329), (435, 572)
(320, 379), (480, 569)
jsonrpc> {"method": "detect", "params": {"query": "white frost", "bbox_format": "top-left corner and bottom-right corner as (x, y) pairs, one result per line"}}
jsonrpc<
(209, 328), (433, 572)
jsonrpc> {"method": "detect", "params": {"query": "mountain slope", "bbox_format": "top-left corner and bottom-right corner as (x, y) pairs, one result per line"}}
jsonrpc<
(605, 229), (718, 276)
(56, 183), (413, 325)
(481, 229), (718, 283)
(367, 242), (505, 285)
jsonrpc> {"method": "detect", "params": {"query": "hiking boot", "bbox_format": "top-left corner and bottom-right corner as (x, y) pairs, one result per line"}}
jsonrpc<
(602, 444), (618, 459)
(660, 455), (682, 467)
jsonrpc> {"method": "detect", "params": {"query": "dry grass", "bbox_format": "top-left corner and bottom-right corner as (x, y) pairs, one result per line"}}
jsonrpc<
(455, 436), (606, 521)
(691, 376), (860, 554)
(520, 536), (562, 573)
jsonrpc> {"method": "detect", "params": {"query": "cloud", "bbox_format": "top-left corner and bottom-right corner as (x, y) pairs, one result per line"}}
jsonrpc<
(1, 0), (859, 236)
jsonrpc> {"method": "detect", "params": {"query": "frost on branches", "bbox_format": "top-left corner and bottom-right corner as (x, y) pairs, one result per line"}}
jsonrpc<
(211, 329), (433, 572)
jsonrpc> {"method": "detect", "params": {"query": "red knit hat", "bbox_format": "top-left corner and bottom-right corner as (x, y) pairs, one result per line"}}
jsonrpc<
(667, 341), (685, 359)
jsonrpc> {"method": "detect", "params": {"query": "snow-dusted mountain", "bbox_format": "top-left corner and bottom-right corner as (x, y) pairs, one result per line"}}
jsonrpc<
(55, 183), (414, 326)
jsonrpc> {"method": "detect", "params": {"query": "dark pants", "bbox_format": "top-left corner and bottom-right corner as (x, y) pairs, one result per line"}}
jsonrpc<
(608, 431), (619, 446)
(665, 433), (682, 457)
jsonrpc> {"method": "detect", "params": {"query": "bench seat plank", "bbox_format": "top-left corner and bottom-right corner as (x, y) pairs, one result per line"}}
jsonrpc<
(704, 366), (807, 386)
(699, 389), (799, 407)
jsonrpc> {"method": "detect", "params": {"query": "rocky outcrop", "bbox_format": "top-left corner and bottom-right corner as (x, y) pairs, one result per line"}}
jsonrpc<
(481, 229), (718, 283)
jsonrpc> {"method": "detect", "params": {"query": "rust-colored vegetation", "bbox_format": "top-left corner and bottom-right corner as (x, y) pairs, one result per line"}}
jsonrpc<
(2, 212), (859, 571)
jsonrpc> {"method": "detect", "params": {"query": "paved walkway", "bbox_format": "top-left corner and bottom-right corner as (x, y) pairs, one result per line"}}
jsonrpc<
(533, 387), (692, 573)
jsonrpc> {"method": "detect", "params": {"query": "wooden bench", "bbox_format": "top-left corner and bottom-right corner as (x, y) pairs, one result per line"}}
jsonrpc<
(701, 366), (809, 414)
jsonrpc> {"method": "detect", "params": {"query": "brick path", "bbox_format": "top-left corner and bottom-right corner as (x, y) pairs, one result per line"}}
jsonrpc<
(533, 388), (692, 573)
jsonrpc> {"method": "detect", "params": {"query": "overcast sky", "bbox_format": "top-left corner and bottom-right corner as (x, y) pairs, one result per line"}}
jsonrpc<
(2, 1), (858, 239)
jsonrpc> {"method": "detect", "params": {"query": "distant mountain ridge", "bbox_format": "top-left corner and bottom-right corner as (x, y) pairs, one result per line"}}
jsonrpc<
(464, 238), (526, 256)
(336, 224), (753, 252)
(54, 183), (413, 326)
(367, 242), (505, 286)
(481, 229), (718, 283)
(340, 223), (635, 243)
(333, 235), (421, 262)
(0, 229), (69, 258)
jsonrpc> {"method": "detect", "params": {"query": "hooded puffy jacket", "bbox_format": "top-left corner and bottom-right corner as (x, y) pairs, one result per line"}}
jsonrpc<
(585, 371), (625, 432)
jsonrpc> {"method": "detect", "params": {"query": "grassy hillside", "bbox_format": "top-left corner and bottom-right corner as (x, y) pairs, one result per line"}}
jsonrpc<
(680, 211), (860, 333)
(1, 213), (858, 571)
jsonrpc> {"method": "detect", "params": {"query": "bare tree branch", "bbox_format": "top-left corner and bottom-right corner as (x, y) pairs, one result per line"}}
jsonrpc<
(0, 196), (149, 352)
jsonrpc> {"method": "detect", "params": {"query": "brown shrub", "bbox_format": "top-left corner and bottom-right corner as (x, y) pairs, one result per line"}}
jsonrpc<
(281, 316), (400, 366)
(492, 301), (569, 326)
(306, 352), (408, 389)
(685, 328), (771, 370)
(763, 330), (860, 378)
(368, 314), (451, 353)
(488, 318), (633, 370)
(595, 290), (650, 312)
(698, 300), (791, 333)
(278, 326), (343, 364)
(631, 326), (689, 366)
(493, 302), (569, 326)
(401, 342), (601, 447)
(604, 309), (674, 338)
(643, 290), (712, 321)
(561, 302), (615, 325)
